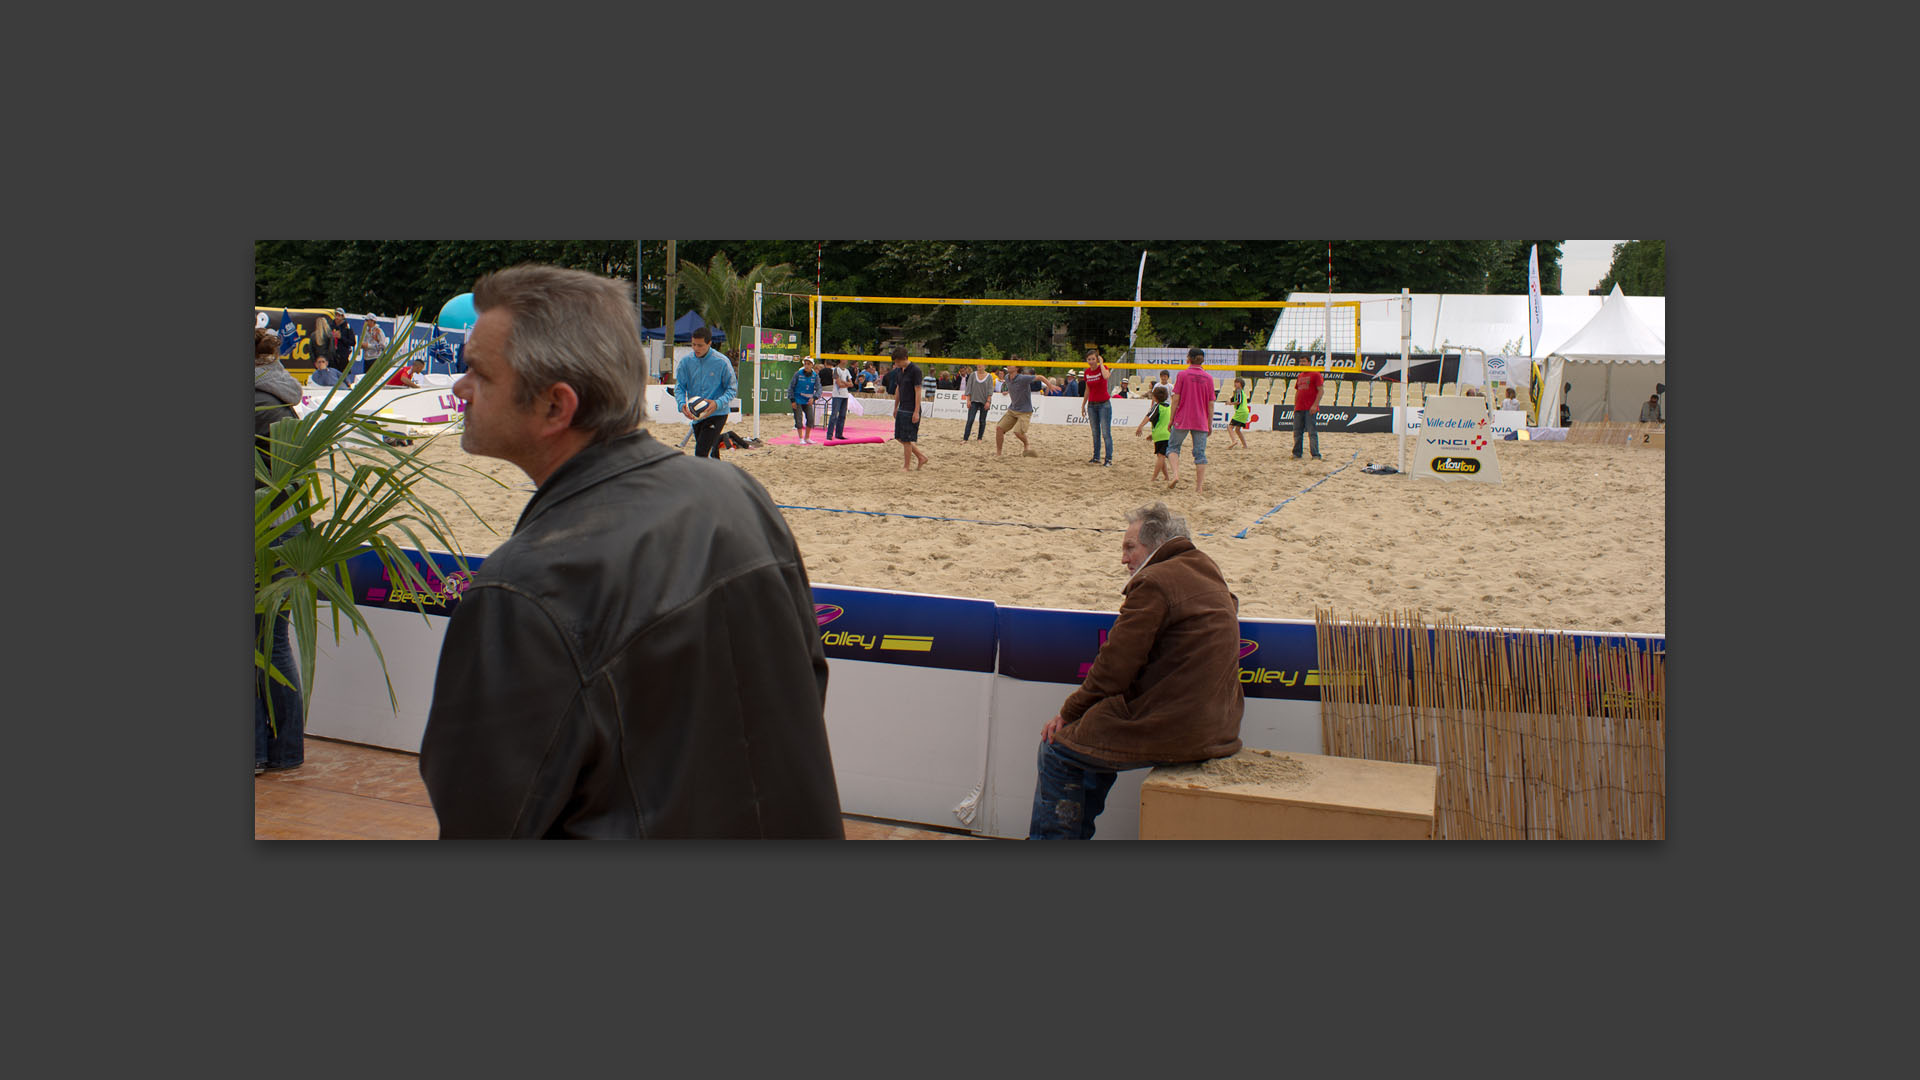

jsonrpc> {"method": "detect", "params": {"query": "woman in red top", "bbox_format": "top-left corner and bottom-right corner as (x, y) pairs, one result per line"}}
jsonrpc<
(1080, 348), (1113, 466)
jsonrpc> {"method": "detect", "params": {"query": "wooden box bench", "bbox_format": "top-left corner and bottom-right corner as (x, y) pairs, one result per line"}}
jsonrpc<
(1139, 748), (1438, 840)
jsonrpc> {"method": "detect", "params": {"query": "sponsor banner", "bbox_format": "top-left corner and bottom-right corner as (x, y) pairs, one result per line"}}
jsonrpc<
(340, 547), (484, 616)
(1271, 405), (1395, 433)
(1232, 620), (1327, 701)
(1415, 394), (1503, 482)
(926, 388), (985, 422)
(812, 585), (997, 674)
(924, 393), (1162, 429)
(1485, 353), (1514, 391)
(1387, 407), (1529, 439)
(995, 607), (1329, 701)
(1040, 395), (1157, 429)
(1243, 350), (1449, 383)
(298, 381), (466, 433)
(1389, 353), (1459, 385)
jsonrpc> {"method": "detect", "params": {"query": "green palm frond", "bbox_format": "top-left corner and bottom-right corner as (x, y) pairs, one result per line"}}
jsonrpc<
(675, 252), (801, 349)
(254, 312), (483, 733)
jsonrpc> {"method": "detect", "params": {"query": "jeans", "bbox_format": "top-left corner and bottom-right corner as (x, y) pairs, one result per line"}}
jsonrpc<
(1086, 400), (1112, 462)
(1028, 739), (1126, 839)
(963, 401), (989, 440)
(1292, 408), (1320, 456)
(826, 397), (848, 440)
(1167, 427), (1209, 464)
(255, 609), (304, 768)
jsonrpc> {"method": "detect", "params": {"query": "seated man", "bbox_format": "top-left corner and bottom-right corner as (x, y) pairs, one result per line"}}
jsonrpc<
(309, 355), (341, 387)
(387, 355), (427, 388)
(1030, 501), (1245, 839)
(1639, 393), (1663, 423)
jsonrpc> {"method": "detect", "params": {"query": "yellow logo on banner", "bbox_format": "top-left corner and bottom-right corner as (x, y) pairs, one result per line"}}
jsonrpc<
(1431, 456), (1482, 474)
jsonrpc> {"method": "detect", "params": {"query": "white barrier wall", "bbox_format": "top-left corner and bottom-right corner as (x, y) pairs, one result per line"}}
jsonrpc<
(300, 549), (1662, 839)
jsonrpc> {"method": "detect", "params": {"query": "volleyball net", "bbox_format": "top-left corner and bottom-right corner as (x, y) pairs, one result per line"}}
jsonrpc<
(801, 294), (1362, 376)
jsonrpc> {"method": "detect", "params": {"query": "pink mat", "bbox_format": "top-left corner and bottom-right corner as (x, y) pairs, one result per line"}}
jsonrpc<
(764, 431), (886, 447)
(764, 416), (892, 447)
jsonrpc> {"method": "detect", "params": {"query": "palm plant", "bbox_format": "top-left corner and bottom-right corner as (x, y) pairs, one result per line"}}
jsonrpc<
(673, 252), (801, 357)
(254, 318), (503, 729)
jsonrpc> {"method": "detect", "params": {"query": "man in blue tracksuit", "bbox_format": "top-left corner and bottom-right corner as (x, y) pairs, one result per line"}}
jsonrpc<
(788, 357), (820, 444)
(673, 325), (737, 458)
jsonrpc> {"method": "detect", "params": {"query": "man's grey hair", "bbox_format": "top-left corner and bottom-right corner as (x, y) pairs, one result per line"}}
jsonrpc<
(472, 264), (646, 442)
(1126, 501), (1190, 550)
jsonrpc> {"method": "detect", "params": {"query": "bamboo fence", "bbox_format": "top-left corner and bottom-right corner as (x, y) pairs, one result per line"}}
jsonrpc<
(1314, 608), (1665, 840)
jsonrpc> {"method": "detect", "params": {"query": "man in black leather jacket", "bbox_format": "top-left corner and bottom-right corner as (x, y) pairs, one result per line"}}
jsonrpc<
(418, 265), (843, 838)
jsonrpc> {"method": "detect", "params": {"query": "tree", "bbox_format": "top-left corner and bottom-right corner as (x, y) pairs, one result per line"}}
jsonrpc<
(1485, 241), (1565, 294)
(951, 279), (1061, 360)
(1130, 308), (1166, 350)
(1596, 240), (1664, 295)
(673, 252), (801, 357)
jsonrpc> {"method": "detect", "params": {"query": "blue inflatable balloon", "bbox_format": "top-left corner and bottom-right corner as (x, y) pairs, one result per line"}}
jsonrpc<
(436, 292), (477, 331)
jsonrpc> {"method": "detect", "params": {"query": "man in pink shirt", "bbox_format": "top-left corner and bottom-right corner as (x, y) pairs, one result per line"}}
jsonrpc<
(1165, 347), (1217, 493)
(1292, 364), (1325, 460)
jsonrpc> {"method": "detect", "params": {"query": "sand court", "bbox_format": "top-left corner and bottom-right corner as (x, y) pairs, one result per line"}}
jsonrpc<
(405, 404), (1664, 636)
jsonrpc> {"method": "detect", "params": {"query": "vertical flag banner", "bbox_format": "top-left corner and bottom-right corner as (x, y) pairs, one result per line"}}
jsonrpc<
(1527, 244), (1543, 361)
(1128, 250), (1148, 350)
(278, 308), (296, 359)
(1527, 244), (1543, 427)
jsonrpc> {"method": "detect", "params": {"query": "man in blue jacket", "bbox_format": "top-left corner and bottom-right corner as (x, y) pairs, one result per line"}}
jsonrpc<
(673, 325), (736, 458)
(788, 357), (820, 444)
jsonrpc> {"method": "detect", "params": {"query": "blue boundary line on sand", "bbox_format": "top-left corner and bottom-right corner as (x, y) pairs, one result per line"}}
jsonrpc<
(775, 504), (1125, 533)
(776, 449), (1365, 539)
(1232, 450), (1360, 538)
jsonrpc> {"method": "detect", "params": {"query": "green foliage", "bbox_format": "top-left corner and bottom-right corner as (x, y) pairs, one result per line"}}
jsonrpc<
(1130, 308), (1166, 349)
(1596, 240), (1664, 295)
(674, 252), (801, 356)
(951, 279), (1060, 360)
(256, 241), (641, 317)
(1485, 241), (1565, 294)
(255, 326), (503, 728)
(260, 240), (1578, 345)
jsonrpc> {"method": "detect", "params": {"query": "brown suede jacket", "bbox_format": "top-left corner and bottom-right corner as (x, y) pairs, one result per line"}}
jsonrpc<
(1054, 536), (1245, 767)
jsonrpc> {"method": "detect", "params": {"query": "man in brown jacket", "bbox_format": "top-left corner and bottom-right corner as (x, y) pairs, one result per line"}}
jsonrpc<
(1029, 502), (1245, 838)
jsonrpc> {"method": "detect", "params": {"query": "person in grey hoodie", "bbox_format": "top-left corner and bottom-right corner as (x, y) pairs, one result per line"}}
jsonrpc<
(961, 362), (996, 441)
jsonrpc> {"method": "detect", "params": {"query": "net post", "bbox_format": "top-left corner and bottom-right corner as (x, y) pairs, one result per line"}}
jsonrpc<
(753, 282), (763, 442)
(1399, 288), (1410, 475)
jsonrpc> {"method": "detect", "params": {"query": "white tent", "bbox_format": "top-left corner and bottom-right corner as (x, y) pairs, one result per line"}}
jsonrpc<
(1270, 293), (1606, 359)
(1270, 290), (1665, 424)
(1536, 285), (1666, 426)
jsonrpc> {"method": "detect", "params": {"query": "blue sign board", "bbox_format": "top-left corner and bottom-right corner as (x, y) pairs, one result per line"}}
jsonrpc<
(811, 585), (998, 674)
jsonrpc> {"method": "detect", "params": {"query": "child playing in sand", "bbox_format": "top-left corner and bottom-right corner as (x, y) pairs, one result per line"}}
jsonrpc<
(1227, 378), (1251, 449)
(1134, 384), (1173, 481)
